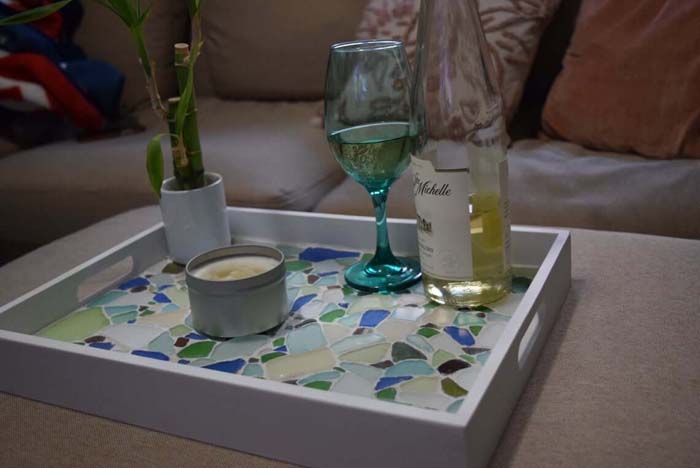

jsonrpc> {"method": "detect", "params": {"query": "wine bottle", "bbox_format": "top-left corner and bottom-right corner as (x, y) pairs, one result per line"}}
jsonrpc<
(411, 0), (511, 306)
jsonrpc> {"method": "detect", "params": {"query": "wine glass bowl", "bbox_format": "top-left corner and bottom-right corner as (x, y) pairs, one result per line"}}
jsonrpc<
(324, 40), (421, 292)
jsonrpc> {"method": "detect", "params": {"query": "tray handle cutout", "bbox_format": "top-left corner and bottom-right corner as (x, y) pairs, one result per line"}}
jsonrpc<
(517, 303), (543, 370)
(77, 256), (135, 304)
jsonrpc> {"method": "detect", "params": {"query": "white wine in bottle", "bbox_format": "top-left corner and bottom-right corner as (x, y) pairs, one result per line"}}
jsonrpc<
(411, 0), (511, 306)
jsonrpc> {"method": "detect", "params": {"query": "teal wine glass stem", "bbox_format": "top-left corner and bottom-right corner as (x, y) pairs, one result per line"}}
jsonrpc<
(368, 187), (400, 269)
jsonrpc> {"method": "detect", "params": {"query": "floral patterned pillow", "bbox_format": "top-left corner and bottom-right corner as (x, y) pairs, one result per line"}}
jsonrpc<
(355, 0), (561, 122)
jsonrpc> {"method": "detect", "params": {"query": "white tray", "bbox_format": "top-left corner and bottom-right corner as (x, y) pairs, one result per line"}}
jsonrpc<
(0, 208), (570, 468)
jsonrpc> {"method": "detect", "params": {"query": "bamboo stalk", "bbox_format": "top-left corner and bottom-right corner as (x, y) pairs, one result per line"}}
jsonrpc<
(167, 97), (193, 190)
(174, 43), (205, 188)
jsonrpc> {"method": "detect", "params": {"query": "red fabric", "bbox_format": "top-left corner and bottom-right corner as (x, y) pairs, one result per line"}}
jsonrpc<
(0, 53), (103, 130)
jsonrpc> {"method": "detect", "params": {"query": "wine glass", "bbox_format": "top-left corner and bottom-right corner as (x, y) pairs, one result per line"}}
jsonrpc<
(324, 40), (421, 292)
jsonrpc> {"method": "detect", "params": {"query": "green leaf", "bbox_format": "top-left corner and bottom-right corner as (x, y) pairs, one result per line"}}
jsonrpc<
(146, 134), (166, 198)
(0, 0), (73, 26)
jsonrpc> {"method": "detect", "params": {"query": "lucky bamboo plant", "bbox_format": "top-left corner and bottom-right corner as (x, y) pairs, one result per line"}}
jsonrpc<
(0, 0), (205, 196)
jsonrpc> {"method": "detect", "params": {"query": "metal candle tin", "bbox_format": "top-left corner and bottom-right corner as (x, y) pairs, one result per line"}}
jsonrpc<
(185, 245), (288, 338)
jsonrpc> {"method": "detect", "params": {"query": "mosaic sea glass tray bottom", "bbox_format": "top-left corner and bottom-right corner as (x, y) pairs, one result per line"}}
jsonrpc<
(0, 208), (570, 468)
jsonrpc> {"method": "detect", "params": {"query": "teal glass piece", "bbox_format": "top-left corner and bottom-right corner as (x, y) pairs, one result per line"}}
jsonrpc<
(446, 399), (464, 414)
(88, 290), (127, 307)
(406, 334), (434, 354)
(385, 359), (434, 378)
(324, 40), (421, 293)
(214, 336), (267, 361)
(339, 362), (383, 382)
(242, 363), (264, 378)
(286, 323), (327, 354)
(299, 371), (342, 385)
(148, 331), (175, 355)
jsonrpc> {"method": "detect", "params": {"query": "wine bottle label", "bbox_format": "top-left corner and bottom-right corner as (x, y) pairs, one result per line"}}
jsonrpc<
(499, 159), (512, 269)
(411, 155), (473, 279)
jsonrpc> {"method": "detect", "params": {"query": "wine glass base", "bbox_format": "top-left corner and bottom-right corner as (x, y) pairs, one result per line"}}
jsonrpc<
(344, 257), (421, 293)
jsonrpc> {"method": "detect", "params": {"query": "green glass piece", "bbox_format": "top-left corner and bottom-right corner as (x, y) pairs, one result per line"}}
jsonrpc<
(319, 309), (345, 323)
(169, 324), (191, 336)
(304, 380), (332, 391)
(261, 351), (286, 363)
(376, 388), (396, 401)
(139, 309), (155, 317)
(273, 337), (285, 347)
(469, 326), (483, 336)
(391, 342), (426, 362)
(460, 354), (477, 365)
(37, 307), (108, 342)
(162, 262), (184, 274)
(432, 349), (454, 368)
(342, 285), (355, 296)
(441, 378), (468, 397)
(177, 341), (216, 359)
(242, 363), (264, 378)
(112, 310), (138, 324)
(453, 312), (486, 327)
(285, 260), (312, 272)
(417, 327), (440, 339)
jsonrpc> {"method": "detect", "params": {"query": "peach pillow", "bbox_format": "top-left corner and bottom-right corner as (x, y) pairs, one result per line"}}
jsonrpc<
(542, 0), (700, 159)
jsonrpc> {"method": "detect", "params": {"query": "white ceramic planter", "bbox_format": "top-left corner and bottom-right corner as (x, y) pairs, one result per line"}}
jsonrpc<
(159, 172), (230, 264)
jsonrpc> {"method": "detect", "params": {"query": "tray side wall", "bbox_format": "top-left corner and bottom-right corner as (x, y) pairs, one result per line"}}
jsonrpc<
(464, 233), (571, 468)
(0, 333), (466, 468)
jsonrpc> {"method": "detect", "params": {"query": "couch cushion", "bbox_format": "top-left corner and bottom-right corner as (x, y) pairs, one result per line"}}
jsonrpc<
(74, 0), (188, 109)
(0, 99), (344, 246)
(314, 139), (700, 239)
(197, 0), (368, 100)
(541, 0), (700, 159)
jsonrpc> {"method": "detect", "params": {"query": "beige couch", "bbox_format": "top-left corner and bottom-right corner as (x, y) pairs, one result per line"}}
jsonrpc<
(1, 0), (699, 262)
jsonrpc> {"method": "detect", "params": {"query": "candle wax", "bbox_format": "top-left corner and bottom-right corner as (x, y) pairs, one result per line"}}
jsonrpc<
(192, 255), (279, 281)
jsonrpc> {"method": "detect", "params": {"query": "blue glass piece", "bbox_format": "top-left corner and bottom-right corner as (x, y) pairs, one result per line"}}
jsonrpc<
(290, 294), (316, 313)
(274, 346), (288, 352)
(374, 376), (412, 391)
(178, 359), (190, 364)
(318, 271), (339, 277)
(359, 309), (390, 327)
(127, 319), (136, 324)
(118, 277), (149, 290)
(89, 342), (114, 350)
(444, 326), (475, 346)
(339, 302), (349, 308)
(203, 358), (246, 374)
(186, 332), (207, 340)
(132, 350), (169, 361)
(158, 285), (172, 291)
(152, 292), (171, 303)
(299, 247), (360, 262)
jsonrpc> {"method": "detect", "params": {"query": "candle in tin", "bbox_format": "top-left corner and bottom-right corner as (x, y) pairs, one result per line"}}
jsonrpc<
(186, 245), (288, 338)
